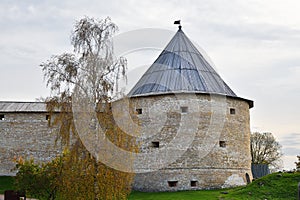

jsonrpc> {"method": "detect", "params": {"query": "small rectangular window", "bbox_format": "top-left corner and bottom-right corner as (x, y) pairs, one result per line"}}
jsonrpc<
(168, 181), (178, 187)
(46, 115), (50, 121)
(191, 180), (198, 187)
(230, 108), (236, 114)
(0, 114), (4, 120)
(136, 108), (142, 114)
(152, 141), (159, 148)
(219, 141), (226, 148)
(181, 106), (188, 113)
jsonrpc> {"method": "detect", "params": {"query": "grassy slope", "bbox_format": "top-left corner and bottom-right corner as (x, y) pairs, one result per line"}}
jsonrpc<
(130, 172), (300, 200)
(0, 176), (15, 194)
(221, 172), (300, 200)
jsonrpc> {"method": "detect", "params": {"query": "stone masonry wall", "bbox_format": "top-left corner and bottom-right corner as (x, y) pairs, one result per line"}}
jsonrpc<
(0, 112), (60, 175)
(0, 94), (252, 192)
(126, 93), (252, 191)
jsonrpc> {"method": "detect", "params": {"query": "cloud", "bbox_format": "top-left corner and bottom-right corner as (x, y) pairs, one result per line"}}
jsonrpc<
(280, 133), (300, 144)
(204, 22), (300, 42)
(279, 133), (300, 157)
(283, 148), (300, 156)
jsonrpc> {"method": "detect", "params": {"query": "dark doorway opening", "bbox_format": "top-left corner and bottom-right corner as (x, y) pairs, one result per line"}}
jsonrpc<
(246, 173), (251, 184)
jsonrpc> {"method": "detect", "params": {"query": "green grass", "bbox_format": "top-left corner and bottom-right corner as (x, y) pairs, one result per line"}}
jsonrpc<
(1, 172), (300, 199)
(0, 176), (15, 194)
(129, 172), (300, 200)
(129, 189), (223, 200)
(220, 172), (300, 200)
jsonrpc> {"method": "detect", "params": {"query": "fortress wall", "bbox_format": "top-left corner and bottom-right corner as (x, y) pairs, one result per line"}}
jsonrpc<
(0, 112), (60, 175)
(0, 95), (252, 191)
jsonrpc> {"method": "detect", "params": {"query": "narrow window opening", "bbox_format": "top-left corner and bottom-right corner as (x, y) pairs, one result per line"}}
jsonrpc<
(0, 114), (4, 120)
(191, 180), (198, 187)
(230, 108), (236, 115)
(136, 108), (142, 115)
(151, 141), (159, 148)
(46, 115), (50, 121)
(219, 141), (226, 148)
(181, 106), (188, 113)
(168, 181), (178, 187)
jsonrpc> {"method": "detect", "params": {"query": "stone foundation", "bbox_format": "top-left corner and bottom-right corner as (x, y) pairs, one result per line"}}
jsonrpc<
(133, 168), (252, 191)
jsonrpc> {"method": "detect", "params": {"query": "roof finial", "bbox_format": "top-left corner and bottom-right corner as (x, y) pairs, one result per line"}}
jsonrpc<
(174, 20), (182, 30)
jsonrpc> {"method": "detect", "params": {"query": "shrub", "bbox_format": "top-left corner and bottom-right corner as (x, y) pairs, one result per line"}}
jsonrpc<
(14, 156), (61, 200)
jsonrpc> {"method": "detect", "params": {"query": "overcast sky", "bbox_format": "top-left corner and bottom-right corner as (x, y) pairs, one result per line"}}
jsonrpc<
(1, 0), (300, 169)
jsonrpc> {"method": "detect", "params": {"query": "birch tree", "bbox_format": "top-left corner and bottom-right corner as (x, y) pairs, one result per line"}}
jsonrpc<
(40, 16), (137, 200)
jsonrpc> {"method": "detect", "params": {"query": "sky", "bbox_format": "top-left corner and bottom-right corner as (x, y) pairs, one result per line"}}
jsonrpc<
(0, 0), (300, 169)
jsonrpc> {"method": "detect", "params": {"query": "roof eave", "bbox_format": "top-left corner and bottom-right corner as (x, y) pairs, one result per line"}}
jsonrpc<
(128, 92), (254, 108)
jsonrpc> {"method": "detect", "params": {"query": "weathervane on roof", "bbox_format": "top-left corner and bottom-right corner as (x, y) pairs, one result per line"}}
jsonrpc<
(174, 20), (182, 30)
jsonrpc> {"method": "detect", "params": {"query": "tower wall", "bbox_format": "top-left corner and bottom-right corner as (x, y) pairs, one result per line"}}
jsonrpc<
(127, 93), (252, 191)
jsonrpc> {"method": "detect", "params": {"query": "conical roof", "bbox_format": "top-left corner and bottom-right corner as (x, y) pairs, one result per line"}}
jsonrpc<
(128, 27), (237, 97)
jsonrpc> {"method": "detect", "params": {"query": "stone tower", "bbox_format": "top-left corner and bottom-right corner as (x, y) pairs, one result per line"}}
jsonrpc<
(126, 26), (254, 191)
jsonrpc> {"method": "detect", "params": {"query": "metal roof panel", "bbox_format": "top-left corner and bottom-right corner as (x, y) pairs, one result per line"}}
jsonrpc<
(128, 28), (237, 97)
(0, 102), (47, 112)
